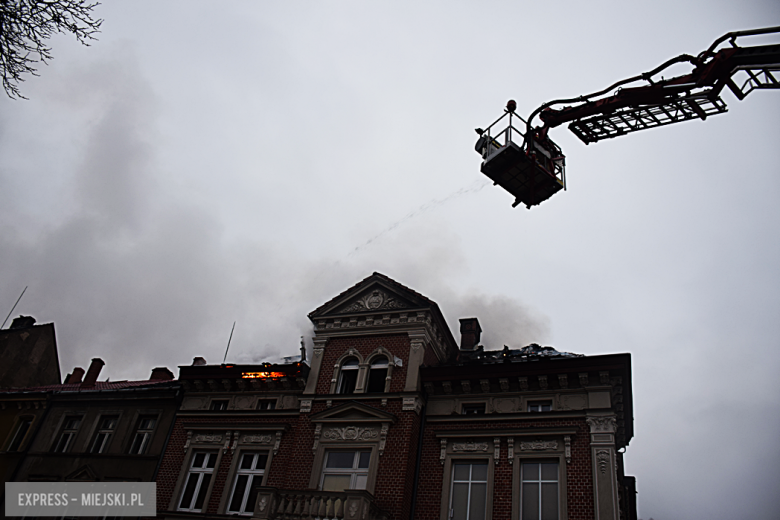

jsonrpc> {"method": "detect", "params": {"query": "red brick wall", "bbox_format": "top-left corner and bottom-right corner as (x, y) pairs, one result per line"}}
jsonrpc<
(414, 418), (594, 520)
(315, 334), (411, 394)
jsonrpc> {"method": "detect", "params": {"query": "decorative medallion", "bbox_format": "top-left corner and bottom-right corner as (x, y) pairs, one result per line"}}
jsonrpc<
(519, 440), (558, 451)
(452, 442), (489, 452)
(339, 289), (409, 314)
(322, 426), (379, 441)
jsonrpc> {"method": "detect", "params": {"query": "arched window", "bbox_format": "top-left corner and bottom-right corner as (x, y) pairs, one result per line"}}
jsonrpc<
(337, 358), (360, 394)
(366, 356), (389, 393)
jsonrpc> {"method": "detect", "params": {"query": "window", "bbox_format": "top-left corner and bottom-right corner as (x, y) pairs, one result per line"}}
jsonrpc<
(129, 416), (156, 454)
(337, 358), (359, 394)
(90, 415), (118, 454)
(449, 461), (488, 520)
(8, 417), (32, 452)
(178, 451), (217, 512)
(210, 400), (229, 411)
(227, 451), (269, 515)
(366, 356), (389, 393)
(320, 450), (370, 491)
(520, 462), (559, 520)
(462, 403), (486, 415)
(527, 401), (552, 412)
(53, 416), (82, 452)
(256, 400), (276, 410)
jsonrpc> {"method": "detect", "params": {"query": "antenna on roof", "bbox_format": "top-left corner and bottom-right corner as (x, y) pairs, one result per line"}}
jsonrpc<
(223, 321), (236, 364)
(1, 286), (28, 329)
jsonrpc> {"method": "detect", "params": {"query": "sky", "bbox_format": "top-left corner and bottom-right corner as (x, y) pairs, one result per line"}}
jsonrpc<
(1, 1), (779, 518)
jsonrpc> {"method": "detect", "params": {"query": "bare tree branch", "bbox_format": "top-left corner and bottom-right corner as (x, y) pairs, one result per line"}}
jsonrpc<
(0, 0), (102, 99)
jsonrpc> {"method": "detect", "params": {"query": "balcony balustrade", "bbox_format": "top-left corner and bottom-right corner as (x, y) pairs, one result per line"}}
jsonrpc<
(252, 488), (389, 520)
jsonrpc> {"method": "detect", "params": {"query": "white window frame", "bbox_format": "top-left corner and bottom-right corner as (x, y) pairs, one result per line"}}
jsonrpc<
(178, 451), (217, 512)
(319, 450), (371, 491)
(527, 401), (553, 412)
(7, 416), (33, 452)
(519, 461), (560, 520)
(90, 415), (118, 454)
(53, 416), (82, 453)
(128, 415), (157, 454)
(336, 358), (360, 394)
(225, 451), (269, 515)
(448, 460), (489, 520)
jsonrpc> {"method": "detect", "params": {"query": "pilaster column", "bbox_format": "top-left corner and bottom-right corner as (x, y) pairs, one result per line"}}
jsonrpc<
(303, 338), (328, 394)
(586, 414), (619, 520)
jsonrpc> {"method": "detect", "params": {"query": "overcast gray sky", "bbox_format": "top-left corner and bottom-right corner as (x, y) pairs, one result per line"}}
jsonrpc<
(1, 1), (779, 518)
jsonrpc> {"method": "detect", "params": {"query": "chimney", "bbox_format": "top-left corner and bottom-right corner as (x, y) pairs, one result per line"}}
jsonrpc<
(10, 316), (36, 329)
(459, 318), (482, 351)
(192, 357), (207, 366)
(82, 358), (105, 386)
(65, 367), (85, 384)
(150, 367), (174, 381)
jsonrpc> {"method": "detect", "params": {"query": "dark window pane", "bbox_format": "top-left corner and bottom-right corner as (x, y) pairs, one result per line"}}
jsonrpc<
(541, 463), (558, 481)
(206, 452), (216, 468)
(522, 482), (539, 519)
(453, 463), (471, 481)
(450, 482), (469, 520)
(469, 482), (487, 520)
(193, 452), (206, 468)
(92, 432), (108, 453)
(179, 473), (199, 510)
(240, 453), (254, 470)
(338, 369), (358, 394)
(245, 475), (262, 513)
(541, 482), (558, 520)
(522, 463), (539, 481)
(358, 451), (371, 469)
(366, 368), (388, 393)
(54, 432), (72, 452)
(228, 474), (249, 512)
(343, 358), (359, 366)
(9, 419), (31, 452)
(193, 473), (211, 510)
(129, 433), (144, 454)
(326, 451), (355, 468)
(471, 463), (488, 481)
(256, 453), (268, 470)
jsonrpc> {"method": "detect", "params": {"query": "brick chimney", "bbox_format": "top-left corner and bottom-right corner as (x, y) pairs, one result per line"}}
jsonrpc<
(150, 367), (174, 381)
(192, 357), (207, 366)
(459, 318), (482, 350)
(65, 367), (85, 384)
(82, 358), (105, 387)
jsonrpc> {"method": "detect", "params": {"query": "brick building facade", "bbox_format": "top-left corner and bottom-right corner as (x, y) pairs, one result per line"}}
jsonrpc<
(154, 272), (637, 520)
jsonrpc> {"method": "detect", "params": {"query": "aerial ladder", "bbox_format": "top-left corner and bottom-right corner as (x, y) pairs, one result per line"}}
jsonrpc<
(475, 26), (780, 208)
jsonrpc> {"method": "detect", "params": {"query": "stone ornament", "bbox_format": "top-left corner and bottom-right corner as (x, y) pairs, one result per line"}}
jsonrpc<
(258, 496), (267, 512)
(507, 438), (515, 464)
(300, 399), (312, 413)
(586, 416), (617, 433)
(242, 434), (273, 444)
(339, 289), (409, 313)
(596, 449), (611, 475)
(440, 439), (447, 465)
(452, 442), (489, 452)
(520, 440), (558, 451)
(322, 426), (379, 442)
(193, 433), (223, 443)
(564, 435), (572, 464)
(493, 437), (500, 464)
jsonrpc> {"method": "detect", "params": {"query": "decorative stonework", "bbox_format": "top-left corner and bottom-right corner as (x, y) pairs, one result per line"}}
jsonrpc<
(507, 438), (514, 464)
(461, 380), (472, 394)
(312, 424), (322, 455)
(452, 442), (489, 452)
(322, 426), (379, 441)
(560, 394), (587, 411)
(273, 431), (282, 455)
(518, 377), (528, 391)
(494, 437), (500, 464)
(499, 378), (509, 392)
(379, 424), (389, 456)
(442, 381), (452, 394)
(339, 289), (409, 313)
(579, 372), (589, 386)
(258, 496), (268, 512)
(599, 371), (610, 385)
(596, 449), (610, 475)
(440, 439), (447, 465)
(538, 375), (548, 390)
(586, 416), (617, 433)
(300, 399), (312, 413)
(520, 440), (558, 451)
(403, 397), (421, 413)
(564, 435), (572, 464)
(558, 374), (568, 389)
(193, 433), (223, 443)
(242, 434), (273, 444)
(480, 380), (490, 393)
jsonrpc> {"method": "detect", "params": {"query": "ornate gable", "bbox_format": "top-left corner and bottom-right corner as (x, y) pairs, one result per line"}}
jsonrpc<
(309, 401), (396, 424)
(309, 273), (430, 319)
(65, 465), (97, 481)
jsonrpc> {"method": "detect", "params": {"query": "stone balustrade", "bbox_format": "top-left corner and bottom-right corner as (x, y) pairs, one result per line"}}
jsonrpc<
(252, 488), (389, 520)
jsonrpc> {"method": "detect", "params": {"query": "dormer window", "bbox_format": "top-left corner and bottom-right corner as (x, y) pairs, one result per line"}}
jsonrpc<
(337, 358), (359, 394)
(366, 356), (389, 393)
